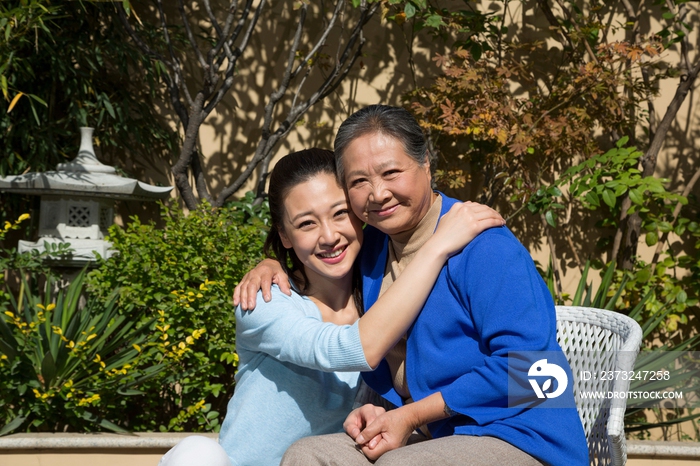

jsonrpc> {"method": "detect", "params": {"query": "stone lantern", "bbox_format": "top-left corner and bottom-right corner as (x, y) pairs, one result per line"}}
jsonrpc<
(0, 127), (173, 266)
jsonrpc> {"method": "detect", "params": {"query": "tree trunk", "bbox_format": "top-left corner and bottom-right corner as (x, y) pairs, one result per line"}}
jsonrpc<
(615, 57), (700, 268)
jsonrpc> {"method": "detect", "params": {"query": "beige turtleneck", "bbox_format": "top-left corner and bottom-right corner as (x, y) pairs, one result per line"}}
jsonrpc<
(378, 194), (442, 400)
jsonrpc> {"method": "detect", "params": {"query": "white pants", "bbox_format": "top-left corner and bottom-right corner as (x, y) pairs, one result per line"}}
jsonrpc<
(159, 435), (232, 466)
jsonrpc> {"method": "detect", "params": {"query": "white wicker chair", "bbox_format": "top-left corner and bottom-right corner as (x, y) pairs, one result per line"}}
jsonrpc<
(555, 306), (643, 466)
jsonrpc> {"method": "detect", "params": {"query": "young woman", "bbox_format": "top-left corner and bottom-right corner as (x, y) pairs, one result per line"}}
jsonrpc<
(159, 148), (503, 466)
(237, 106), (590, 466)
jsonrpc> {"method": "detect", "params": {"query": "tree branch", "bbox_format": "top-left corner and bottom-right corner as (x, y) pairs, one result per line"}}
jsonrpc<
(641, 56), (700, 178)
(155, 0), (194, 109)
(214, 1), (378, 205)
(652, 164), (700, 265)
(205, 0), (264, 115)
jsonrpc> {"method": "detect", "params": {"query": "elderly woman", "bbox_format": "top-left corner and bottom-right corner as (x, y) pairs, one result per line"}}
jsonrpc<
(236, 105), (588, 466)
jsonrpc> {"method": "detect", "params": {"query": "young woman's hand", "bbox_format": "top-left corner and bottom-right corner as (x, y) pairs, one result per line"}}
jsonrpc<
(232, 259), (291, 310)
(430, 202), (505, 259)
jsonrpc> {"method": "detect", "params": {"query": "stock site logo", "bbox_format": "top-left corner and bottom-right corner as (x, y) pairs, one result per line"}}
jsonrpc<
(528, 359), (568, 399)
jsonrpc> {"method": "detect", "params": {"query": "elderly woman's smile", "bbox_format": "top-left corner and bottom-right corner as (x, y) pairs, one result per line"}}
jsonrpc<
(341, 132), (434, 236)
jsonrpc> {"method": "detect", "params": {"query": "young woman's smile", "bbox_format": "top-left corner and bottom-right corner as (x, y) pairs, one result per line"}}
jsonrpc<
(278, 172), (363, 284)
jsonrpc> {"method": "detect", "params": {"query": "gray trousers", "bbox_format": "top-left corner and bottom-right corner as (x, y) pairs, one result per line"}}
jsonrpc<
(280, 432), (544, 466)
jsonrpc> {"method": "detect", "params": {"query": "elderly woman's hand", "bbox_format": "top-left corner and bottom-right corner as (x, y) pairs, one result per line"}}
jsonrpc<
(348, 406), (416, 461)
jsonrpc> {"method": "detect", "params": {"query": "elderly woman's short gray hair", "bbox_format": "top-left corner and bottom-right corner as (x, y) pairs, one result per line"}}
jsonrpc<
(333, 105), (428, 182)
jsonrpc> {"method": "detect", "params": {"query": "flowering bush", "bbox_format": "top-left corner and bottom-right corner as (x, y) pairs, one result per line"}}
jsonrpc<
(86, 195), (268, 431)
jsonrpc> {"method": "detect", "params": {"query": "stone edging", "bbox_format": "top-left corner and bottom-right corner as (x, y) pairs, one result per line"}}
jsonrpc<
(0, 432), (216, 450)
(627, 440), (700, 458)
(0, 434), (698, 459)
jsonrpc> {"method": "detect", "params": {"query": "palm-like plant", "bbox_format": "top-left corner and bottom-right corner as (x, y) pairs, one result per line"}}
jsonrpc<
(550, 261), (700, 439)
(0, 269), (166, 435)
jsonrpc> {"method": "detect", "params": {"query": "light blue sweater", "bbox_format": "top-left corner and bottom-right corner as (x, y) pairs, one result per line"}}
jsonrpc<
(218, 286), (372, 466)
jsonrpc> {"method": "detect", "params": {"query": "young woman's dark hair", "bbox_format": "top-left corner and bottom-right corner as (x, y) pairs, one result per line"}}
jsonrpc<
(264, 148), (363, 315)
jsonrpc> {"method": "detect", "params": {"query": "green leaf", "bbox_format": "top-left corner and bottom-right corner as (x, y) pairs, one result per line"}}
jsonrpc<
(616, 135), (629, 148)
(602, 189), (616, 208)
(425, 14), (442, 29)
(103, 97), (116, 119)
(645, 231), (658, 246)
(41, 351), (57, 388)
(545, 210), (556, 227)
(584, 191), (600, 207)
(404, 3), (416, 18)
(0, 75), (7, 100)
(28, 99), (41, 126)
(662, 11), (675, 19)
(0, 417), (26, 437)
(28, 94), (48, 106)
(628, 188), (644, 205)
(470, 42), (483, 61)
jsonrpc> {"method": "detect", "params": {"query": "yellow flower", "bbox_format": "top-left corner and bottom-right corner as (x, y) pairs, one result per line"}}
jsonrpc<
(192, 328), (205, 339)
(133, 344), (141, 352)
(86, 334), (97, 341)
(52, 326), (63, 336)
(93, 354), (106, 368)
(178, 342), (186, 350)
(18, 213), (30, 222)
(196, 293), (203, 298)
(199, 283), (208, 291)
(3, 221), (11, 231)
(4, 311), (14, 318)
(37, 304), (45, 310)
(77, 394), (100, 406)
(46, 303), (56, 311)
(186, 336), (194, 345)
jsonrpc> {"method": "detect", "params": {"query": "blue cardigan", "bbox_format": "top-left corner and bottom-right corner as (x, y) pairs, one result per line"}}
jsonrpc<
(360, 194), (589, 466)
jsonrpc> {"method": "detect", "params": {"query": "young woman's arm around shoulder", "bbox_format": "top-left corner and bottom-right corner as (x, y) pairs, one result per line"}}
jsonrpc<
(235, 202), (504, 370)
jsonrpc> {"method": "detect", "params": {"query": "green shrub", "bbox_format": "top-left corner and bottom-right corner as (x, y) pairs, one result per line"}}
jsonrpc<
(86, 194), (269, 431)
(0, 270), (167, 435)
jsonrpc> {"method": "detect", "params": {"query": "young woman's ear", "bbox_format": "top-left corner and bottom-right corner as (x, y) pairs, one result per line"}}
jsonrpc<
(279, 228), (293, 249)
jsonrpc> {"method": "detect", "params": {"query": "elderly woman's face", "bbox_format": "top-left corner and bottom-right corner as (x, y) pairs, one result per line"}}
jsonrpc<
(341, 132), (433, 235)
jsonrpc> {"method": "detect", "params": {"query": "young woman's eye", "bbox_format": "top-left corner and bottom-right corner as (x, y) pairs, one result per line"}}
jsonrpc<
(334, 209), (349, 217)
(298, 220), (314, 229)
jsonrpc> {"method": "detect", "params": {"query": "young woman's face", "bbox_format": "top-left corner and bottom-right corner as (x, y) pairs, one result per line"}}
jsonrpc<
(342, 132), (433, 235)
(279, 172), (363, 283)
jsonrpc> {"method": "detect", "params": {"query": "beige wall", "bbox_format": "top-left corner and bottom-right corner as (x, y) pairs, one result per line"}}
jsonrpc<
(109, 0), (700, 297)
